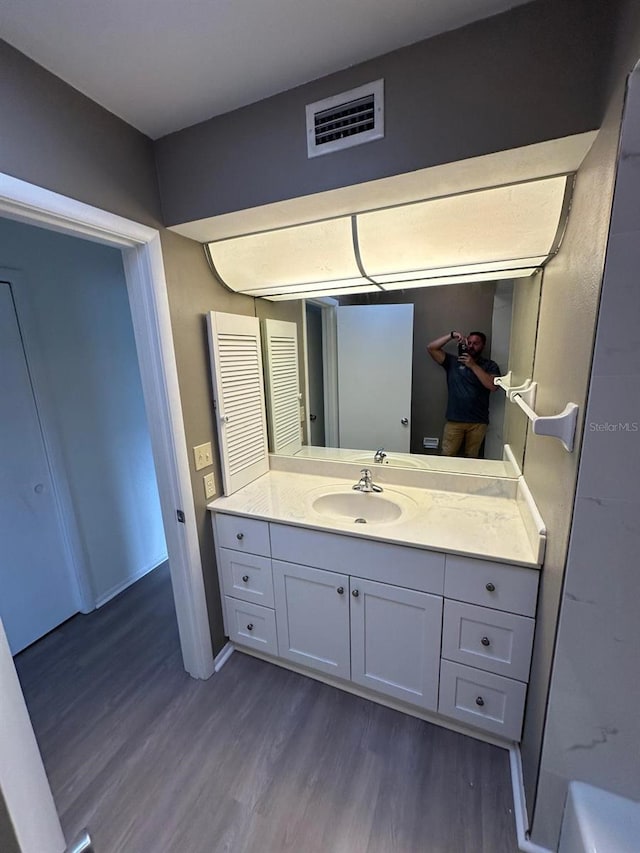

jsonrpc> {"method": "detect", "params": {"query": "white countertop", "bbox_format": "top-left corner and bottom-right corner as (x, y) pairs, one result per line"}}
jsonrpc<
(208, 469), (545, 568)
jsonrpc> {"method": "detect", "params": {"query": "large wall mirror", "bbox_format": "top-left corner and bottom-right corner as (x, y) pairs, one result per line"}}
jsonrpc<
(256, 271), (542, 477)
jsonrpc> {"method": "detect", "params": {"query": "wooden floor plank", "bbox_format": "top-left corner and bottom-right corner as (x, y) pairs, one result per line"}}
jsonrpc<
(15, 564), (518, 852)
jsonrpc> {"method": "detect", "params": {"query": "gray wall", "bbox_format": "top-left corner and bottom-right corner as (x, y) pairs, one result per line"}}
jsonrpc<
(155, 0), (612, 226)
(531, 63), (640, 851)
(521, 0), (640, 834)
(0, 40), (161, 226)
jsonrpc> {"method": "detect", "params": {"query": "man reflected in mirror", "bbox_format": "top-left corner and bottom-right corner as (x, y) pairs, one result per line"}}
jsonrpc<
(427, 330), (501, 458)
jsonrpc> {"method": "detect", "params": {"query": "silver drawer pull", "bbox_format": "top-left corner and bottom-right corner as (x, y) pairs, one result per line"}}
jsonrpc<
(246, 623), (254, 631)
(236, 532), (244, 541)
(485, 582), (496, 592)
(475, 696), (485, 707)
(242, 575), (249, 582)
(481, 636), (491, 647)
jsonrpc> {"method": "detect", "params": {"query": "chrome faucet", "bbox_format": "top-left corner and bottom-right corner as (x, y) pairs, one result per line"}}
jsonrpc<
(374, 448), (387, 463)
(352, 468), (383, 493)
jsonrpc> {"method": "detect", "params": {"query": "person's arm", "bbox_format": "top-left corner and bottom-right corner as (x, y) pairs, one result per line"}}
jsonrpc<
(457, 354), (499, 391)
(427, 330), (463, 365)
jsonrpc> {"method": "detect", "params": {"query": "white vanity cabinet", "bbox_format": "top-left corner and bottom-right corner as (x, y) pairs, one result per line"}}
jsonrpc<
(438, 555), (538, 741)
(272, 560), (350, 679)
(212, 511), (540, 743)
(350, 577), (442, 711)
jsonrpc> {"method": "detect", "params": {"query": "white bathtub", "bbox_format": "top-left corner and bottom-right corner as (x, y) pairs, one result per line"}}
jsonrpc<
(559, 781), (640, 853)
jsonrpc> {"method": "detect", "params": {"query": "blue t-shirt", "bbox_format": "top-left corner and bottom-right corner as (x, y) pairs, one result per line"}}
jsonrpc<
(442, 352), (500, 424)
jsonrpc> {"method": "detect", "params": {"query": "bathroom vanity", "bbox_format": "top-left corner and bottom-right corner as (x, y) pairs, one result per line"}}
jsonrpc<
(209, 458), (545, 745)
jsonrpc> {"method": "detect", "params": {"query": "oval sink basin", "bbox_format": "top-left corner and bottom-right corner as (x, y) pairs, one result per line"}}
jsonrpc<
(308, 486), (418, 525)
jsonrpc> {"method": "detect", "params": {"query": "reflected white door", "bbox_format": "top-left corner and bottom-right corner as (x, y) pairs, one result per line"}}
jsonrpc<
(337, 304), (413, 452)
(0, 282), (77, 654)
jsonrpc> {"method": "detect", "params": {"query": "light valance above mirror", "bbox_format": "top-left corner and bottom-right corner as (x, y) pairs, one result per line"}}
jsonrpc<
(205, 174), (572, 300)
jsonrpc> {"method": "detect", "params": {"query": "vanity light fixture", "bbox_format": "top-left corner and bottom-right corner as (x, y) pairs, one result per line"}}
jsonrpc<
(204, 175), (573, 299)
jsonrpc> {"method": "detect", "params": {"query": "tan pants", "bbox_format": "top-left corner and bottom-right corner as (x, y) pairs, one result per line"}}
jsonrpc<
(442, 421), (488, 458)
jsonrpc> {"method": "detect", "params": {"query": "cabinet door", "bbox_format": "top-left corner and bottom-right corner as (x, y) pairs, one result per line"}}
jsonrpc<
(350, 577), (442, 711)
(272, 560), (350, 679)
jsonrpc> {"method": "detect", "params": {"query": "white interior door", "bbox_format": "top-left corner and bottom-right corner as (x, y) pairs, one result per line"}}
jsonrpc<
(0, 282), (77, 654)
(337, 303), (413, 451)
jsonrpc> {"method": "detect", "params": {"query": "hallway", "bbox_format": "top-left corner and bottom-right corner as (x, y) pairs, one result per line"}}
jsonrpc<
(15, 565), (518, 852)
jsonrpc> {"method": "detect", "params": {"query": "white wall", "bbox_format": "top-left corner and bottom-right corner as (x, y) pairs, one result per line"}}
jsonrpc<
(531, 67), (640, 850)
(0, 217), (166, 607)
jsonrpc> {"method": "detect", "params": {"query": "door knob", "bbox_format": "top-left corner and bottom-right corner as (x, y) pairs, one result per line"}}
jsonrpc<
(401, 418), (408, 426)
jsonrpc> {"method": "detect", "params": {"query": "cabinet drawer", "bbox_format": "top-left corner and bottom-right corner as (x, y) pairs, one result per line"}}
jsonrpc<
(444, 555), (538, 617)
(442, 600), (534, 682)
(220, 549), (274, 608)
(270, 523), (444, 595)
(225, 597), (277, 655)
(215, 513), (271, 556)
(438, 660), (527, 741)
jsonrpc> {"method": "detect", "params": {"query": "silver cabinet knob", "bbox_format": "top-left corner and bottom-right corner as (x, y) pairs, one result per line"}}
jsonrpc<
(236, 532), (244, 541)
(352, 589), (359, 598)
(485, 582), (496, 592)
(246, 623), (254, 631)
(337, 586), (344, 595)
(34, 483), (44, 494)
(242, 575), (249, 583)
(401, 418), (409, 426)
(481, 636), (491, 647)
(475, 696), (485, 707)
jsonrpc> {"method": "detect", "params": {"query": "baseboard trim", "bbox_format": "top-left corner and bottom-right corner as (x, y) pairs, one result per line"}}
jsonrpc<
(509, 745), (553, 853)
(95, 556), (168, 608)
(213, 642), (235, 672)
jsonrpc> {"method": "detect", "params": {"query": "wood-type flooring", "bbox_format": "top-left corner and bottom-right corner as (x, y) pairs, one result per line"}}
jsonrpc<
(15, 563), (518, 852)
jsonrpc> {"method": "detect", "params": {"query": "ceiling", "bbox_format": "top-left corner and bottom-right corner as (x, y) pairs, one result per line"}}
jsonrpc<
(0, 0), (532, 139)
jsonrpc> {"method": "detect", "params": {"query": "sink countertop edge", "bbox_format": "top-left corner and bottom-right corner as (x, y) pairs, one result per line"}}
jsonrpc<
(208, 471), (544, 569)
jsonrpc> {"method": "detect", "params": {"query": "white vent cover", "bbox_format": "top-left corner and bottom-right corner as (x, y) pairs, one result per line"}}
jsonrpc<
(306, 80), (384, 158)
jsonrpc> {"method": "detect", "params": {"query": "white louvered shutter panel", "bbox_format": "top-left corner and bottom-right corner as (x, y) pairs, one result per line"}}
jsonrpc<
(207, 312), (269, 495)
(262, 319), (303, 455)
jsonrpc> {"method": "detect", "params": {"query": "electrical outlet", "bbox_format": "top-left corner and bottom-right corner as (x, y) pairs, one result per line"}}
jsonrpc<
(193, 441), (213, 471)
(203, 472), (216, 499)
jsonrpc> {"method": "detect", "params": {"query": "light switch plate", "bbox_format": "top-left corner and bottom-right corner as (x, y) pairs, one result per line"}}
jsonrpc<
(203, 472), (216, 499)
(194, 442), (213, 471)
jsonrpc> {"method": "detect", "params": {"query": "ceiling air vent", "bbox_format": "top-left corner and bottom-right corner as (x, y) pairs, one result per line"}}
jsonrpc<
(306, 79), (384, 158)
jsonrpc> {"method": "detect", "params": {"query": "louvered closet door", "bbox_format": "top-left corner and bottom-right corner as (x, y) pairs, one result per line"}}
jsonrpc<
(207, 312), (269, 495)
(262, 319), (302, 455)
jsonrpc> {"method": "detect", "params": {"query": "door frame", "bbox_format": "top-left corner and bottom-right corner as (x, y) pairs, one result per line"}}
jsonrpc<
(306, 296), (339, 447)
(0, 172), (214, 680)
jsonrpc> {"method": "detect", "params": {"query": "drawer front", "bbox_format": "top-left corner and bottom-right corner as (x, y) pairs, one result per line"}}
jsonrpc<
(225, 597), (277, 655)
(215, 513), (271, 557)
(444, 555), (538, 616)
(438, 660), (527, 741)
(220, 549), (274, 608)
(442, 600), (534, 681)
(270, 523), (444, 595)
